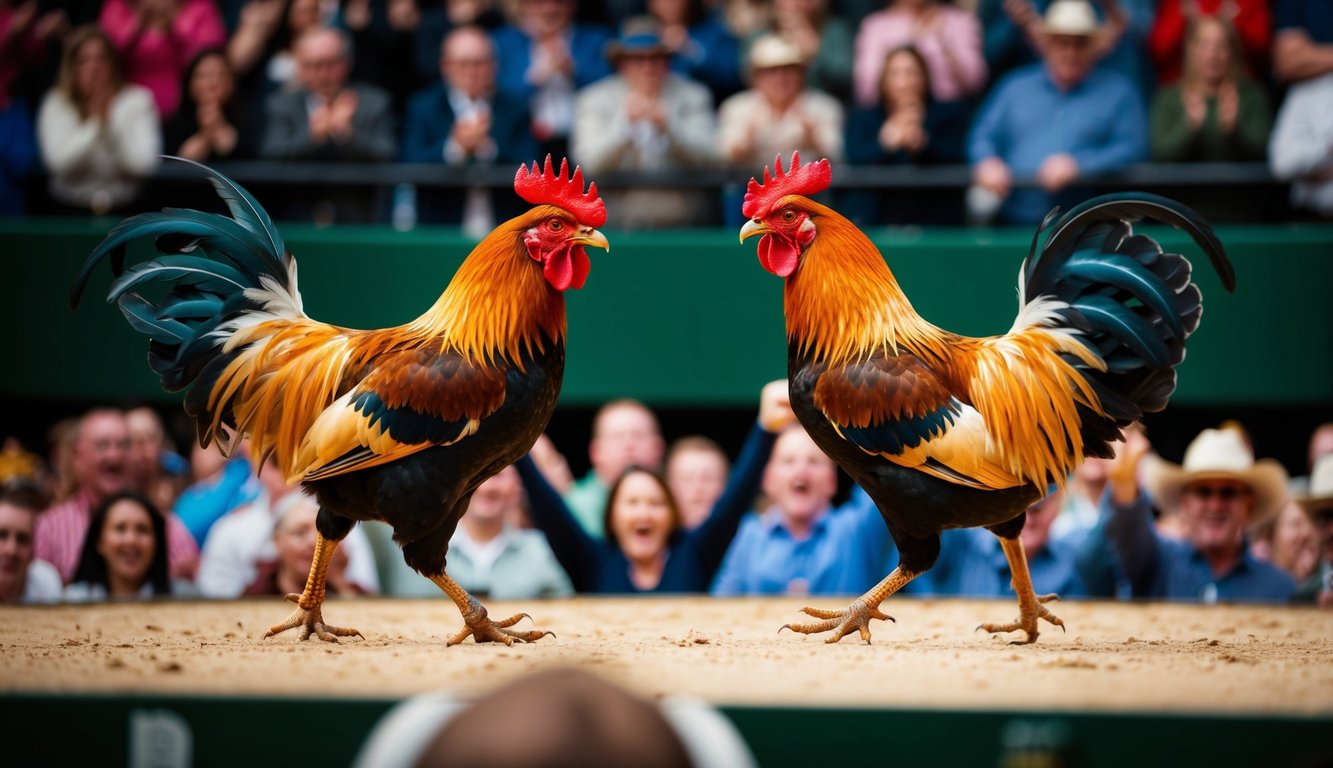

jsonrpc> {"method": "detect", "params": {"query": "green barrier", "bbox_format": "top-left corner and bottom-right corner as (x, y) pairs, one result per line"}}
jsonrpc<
(4, 220), (1331, 406)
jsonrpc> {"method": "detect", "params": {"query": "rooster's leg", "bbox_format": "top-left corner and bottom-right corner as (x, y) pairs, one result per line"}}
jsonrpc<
(979, 536), (1064, 644)
(263, 533), (363, 642)
(429, 572), (553, 646)
(781, 566), (920, 644)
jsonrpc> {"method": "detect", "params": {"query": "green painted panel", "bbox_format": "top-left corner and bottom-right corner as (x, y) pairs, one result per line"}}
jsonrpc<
(3, 220), (1330, 407)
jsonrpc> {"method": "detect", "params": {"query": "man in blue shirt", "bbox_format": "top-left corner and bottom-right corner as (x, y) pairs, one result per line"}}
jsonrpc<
(968, 0), (1146, 225)
(1097, 425), (1295, 603)
(711, 427), (893, 596)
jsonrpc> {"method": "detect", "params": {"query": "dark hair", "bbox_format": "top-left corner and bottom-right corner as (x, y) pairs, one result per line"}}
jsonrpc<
(70, 492), (171, 596)
(0, 483), (46, 513)
(602, 465), (682, 550)
(878, 44), (932, 107)
(175, 47), (233, 118)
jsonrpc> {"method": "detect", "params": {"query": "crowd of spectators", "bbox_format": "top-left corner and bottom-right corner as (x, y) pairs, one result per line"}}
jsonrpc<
(1, 0), (1330, 224)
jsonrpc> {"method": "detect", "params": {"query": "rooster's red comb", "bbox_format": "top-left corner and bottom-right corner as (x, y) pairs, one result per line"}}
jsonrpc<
(514, 155), (606, 228)
(741, 151), (831, 219)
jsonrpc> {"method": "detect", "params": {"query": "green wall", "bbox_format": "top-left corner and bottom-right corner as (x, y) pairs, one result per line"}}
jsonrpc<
(3, 220), (1330, 407)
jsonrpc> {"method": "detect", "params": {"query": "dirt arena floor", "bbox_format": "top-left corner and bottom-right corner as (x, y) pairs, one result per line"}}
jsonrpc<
(3, 596), (1331, 714)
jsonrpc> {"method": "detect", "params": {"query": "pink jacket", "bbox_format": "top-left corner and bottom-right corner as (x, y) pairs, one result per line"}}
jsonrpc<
(100, 0), (226, 118)
(853, 4), (988, 107)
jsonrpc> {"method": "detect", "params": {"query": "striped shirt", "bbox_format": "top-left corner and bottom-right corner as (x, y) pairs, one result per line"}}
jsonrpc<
(34, 491), (200, 585)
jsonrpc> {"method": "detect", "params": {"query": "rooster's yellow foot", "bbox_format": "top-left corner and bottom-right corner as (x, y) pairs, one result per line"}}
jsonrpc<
(448, 609), (554, 647)
(780, 599), (895, 644)
(263, 594), (363, 643)
(978, 593), (1065, 645)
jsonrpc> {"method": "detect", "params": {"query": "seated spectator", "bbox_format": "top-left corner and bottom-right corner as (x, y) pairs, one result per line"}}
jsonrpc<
(646, 0), (743, 102)
(195, 454), (378, 597)
(665, 436), (730, 531)
(1150, 15), (1271, 162)
(564, 398), (666, 539)
(243, 491), (370, 597)
(1269, 69), (1333, 218)
(36, 25), (160, 215)
(163, 47), (260, 162)
(123, 406), (187, 517)
(1291, 422), (1333, 495)
(402, 25), (538, 232)
(571, 17), (717, 229)
(1250, 498), (1320, 590)
(1149, 0), (1272, 84)
(1271, 0), (1333, 86)
(339, 0), (427, 113)
(64, 492), (195, 600)
(918, 490), (1088, 598)
(227, 0), (327, 100)
(0, 0), (64, 216)
(718, 34), (843, 169)
(711, 426), (894, 597)
(99, 0), (227, 119)
(492, 0), (613, 159)
(1098, 423), (1296, 603)
(968, 0), (1145, 225)
(853, 0), (987, 108)
(984, 0), (1155, 101)
(259, 26), (397, 222)
(843, 44), (967, 225)
(743, 0), (853, 102)
(172, 440), (259, 546)
(516, 381), (788, 593)
(35, 407), (197, 584)
(1294, 455), (1332, 605)
(0, 486), (62, 603)
(412, 0), (506, 85)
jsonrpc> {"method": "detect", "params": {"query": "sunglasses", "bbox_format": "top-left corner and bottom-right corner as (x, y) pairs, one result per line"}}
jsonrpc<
(1186, 484), (1252, 501)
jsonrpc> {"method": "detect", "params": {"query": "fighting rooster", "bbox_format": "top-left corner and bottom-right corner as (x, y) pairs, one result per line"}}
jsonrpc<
(739, 152), (1233, 644)
(71, 157), (609, 645)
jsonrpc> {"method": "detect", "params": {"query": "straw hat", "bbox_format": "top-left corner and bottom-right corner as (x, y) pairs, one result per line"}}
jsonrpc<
(749, 34), (807, 71)
(1040, 0), (1101, 37)
(1298, 454), (1333, 516)
(1142, 425), (1289, 523)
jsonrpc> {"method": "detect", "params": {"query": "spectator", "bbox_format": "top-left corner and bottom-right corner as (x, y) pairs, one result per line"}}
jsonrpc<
(243, 491), (370, 596)
(0, 486), (62, 603)
(259, 25), (397, 222)
(515, 381), (788, 593)
(853, 0), (987, 108)
(743, 0), (853, 103)
(920, 490), (1088, 598)
(1294, 454), (1333, 605)
(646, 0), (743, 102)
(968, 0), (1146, 225)
(227, 0), (327, 97)
(529, 432), (574, 498)
(172, 441), (259, 547)
(1269, 0), (1333, 87)
(843, 44), (967, 225)
(1268, 69), (1333, 218)
(570, 17), (717, 229)
(34, 408), (197, 584)
(1292, 422), (1333, 495)
(1, 1), (67, 102)
(195, 454), (378, 597)
(665, 436), (729, 531)
(1250, 497), (1320, 588)
(491, 0), (613, 159)
(402, 24), (538, 232)
(163, 47), (260, 162)
(1149, 0), (1272, 84)
(64, 492), (193, 600)
(412, 0), (506, 86)
(36, 24), (160, 215)
(718, 33), (843, 168)
(124, 405), (187, 515)
(711, 426), (894, 597)
(99, 0), (227, 119)
(340, 0), (427, 113)
(0, 0), (65, 216)
(1098, 423), (1296, 603)
(564, 398), (666, 538)
(1150, 15), (1271, 162)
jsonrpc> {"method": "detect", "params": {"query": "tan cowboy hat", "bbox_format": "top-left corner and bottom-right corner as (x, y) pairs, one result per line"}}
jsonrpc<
(1298, 454), (1333, 516)
(1040, 0), (1101, 37)
(749, 34), (807, 71)
(1142, 425), (1289, 523)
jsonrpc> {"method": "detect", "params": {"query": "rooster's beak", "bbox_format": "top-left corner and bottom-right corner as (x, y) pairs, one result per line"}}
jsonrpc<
(573, 227), (610, 252)
(739, 218), (771, 243)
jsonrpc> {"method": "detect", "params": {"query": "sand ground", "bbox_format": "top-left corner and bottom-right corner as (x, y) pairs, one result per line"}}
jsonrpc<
(3, 596), (1331, 713)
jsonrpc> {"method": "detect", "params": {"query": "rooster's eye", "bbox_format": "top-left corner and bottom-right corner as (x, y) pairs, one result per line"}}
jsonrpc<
(782, 210), (796, 222)
(548, 218), (564, 231)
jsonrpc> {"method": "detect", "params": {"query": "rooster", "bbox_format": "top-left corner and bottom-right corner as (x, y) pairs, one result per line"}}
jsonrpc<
(70, 156), (609, 645)
(738, 152), (1234, 644)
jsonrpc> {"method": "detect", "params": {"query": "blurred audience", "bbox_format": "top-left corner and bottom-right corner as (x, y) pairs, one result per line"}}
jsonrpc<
(37, 24), (161, 215)
(571, 17), (717, 229)
(64, 491), (194, 600)
(665, 436), (730, 531)
(646, 0), (743, 102)
(412, 0), (506, 86)
(99, 0), (227, 119)
(242, 490), (369, 596)
(853, 0), (987, 108)
(744, 0), (853, 102)
(1294, 454), (1333, 605)
(1250, 498), (1320, 589)
(1268, 68), (1333, 218)
(563, 398), (665, 539)
(1271, 0), (1333, 86)
(124, 405), (187, 514)
(163, 47), (259, 161)
(718, 33), (843, 168)
(0, 0), (65, 216)
(968, 0), (1145, 225)
(1149, 0), (1272, 84)
(172, 440), (259, 546)
(0, 486), (62, 603)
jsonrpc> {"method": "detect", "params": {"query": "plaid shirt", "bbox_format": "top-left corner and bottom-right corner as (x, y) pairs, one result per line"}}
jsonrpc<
(35, 490), (200, 585)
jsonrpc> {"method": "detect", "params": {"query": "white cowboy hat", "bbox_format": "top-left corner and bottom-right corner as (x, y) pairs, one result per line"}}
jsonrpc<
(1298, 454), (1333, 516)
(1041, 0), (1101, 37)
(749, 34), (807, 71)
(1142, 425), (1289, 524)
